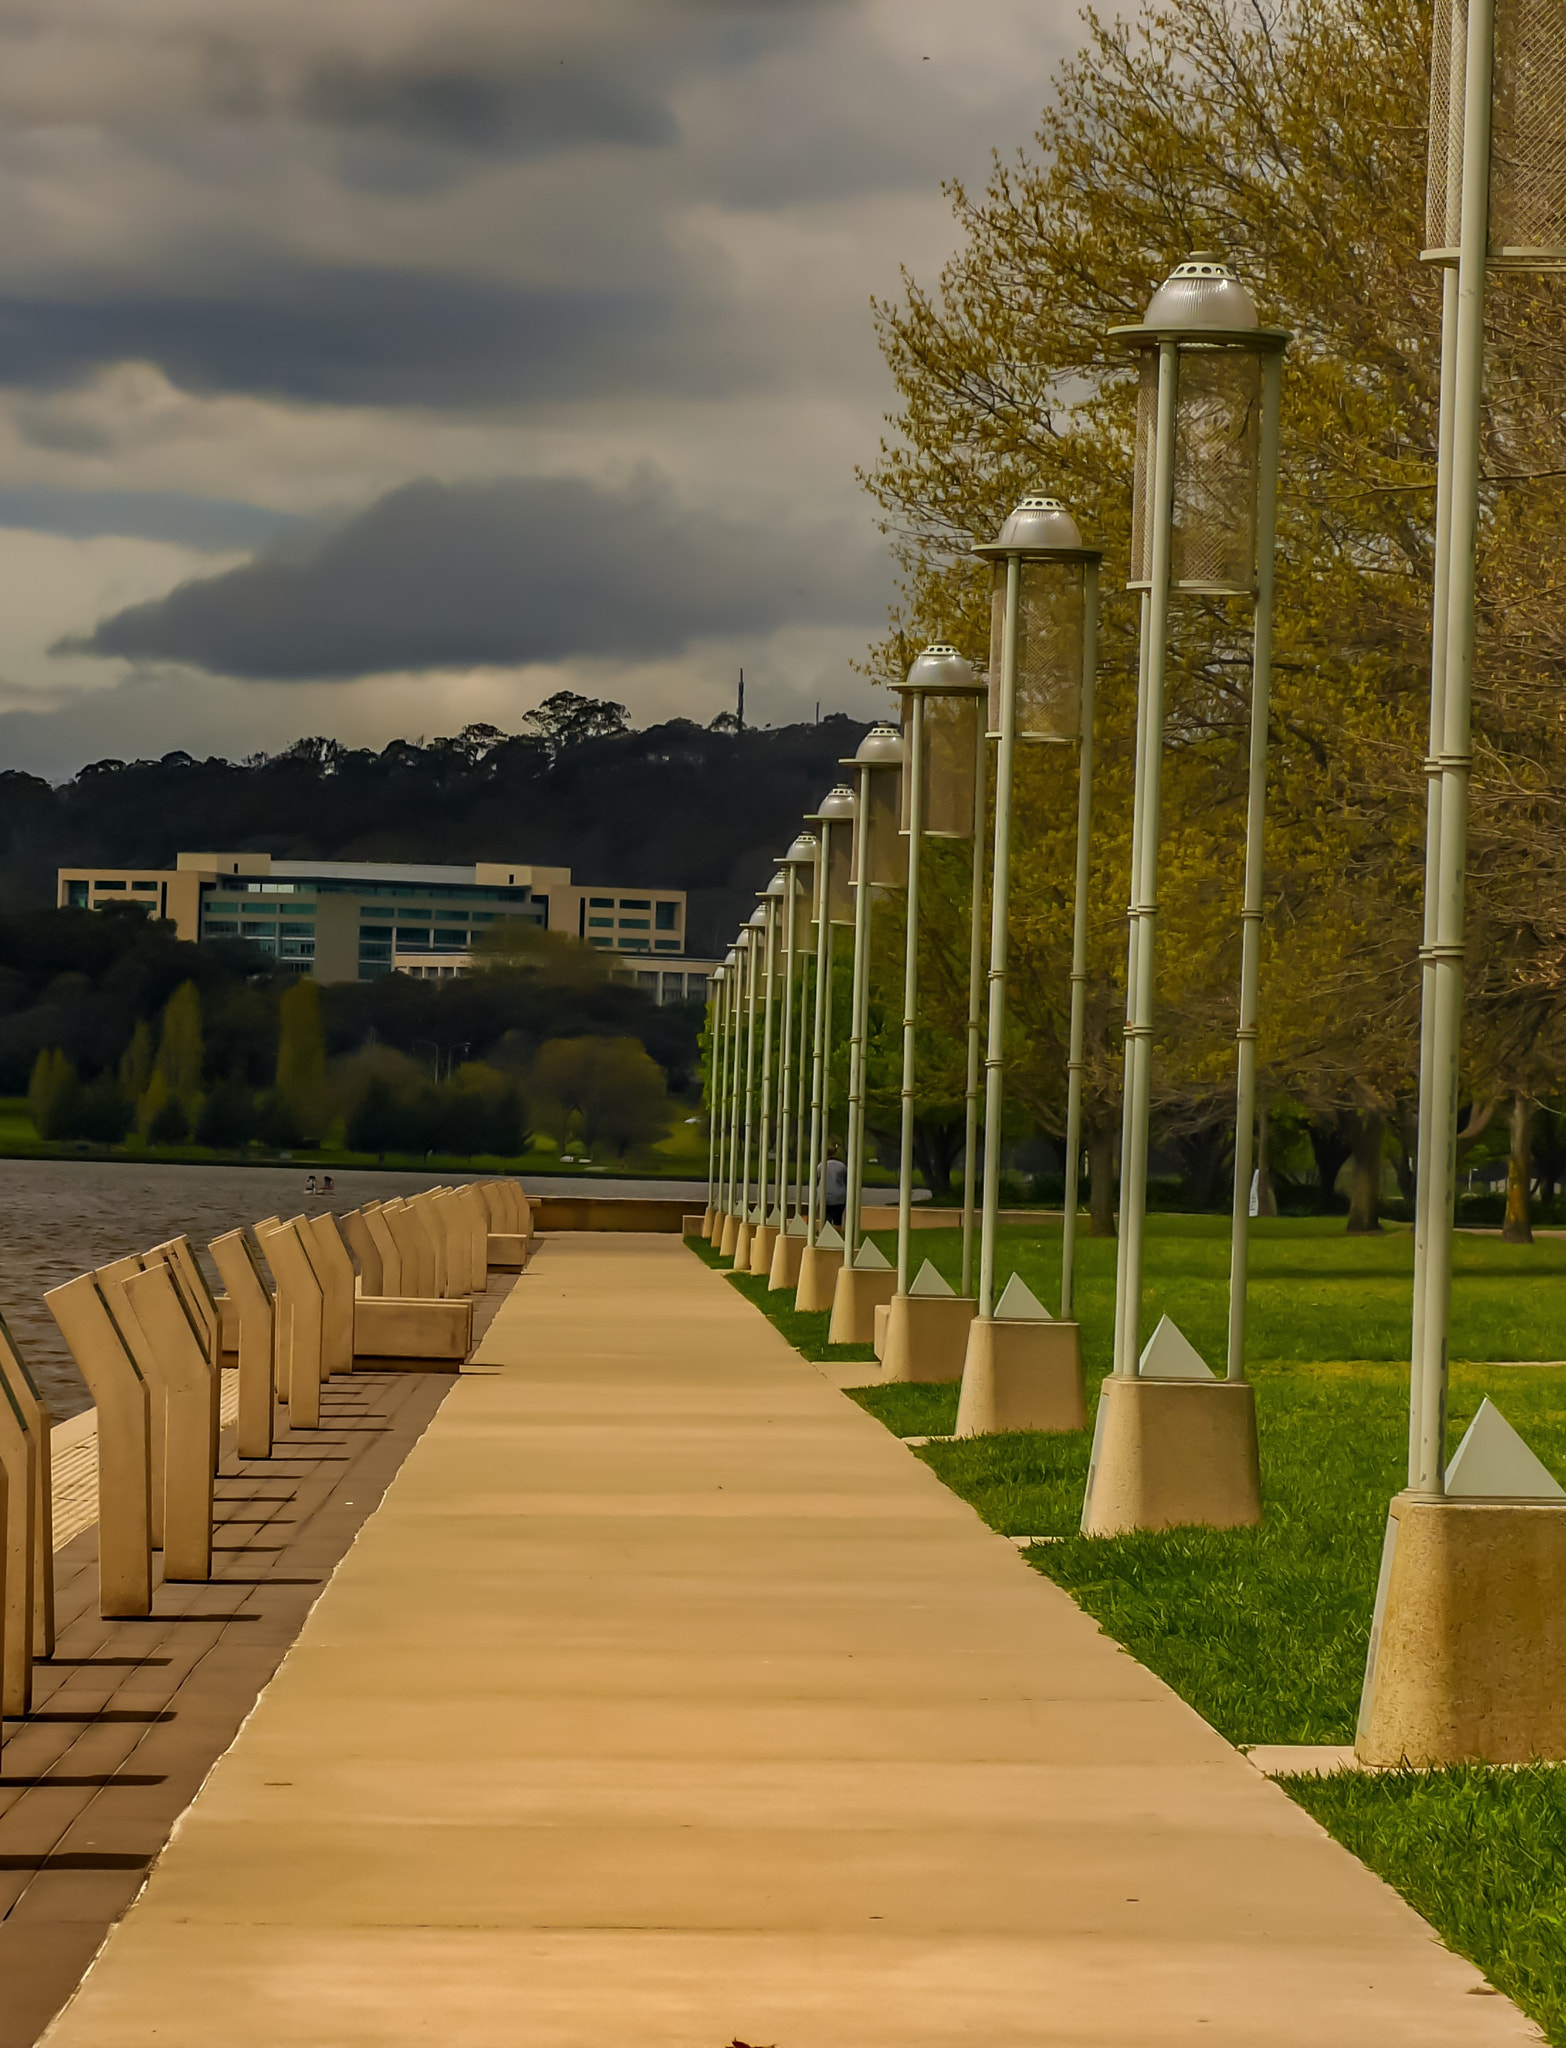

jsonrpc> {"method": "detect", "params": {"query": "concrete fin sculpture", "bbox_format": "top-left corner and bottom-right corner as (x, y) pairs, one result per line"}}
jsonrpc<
(1138, 1315), (1215, 1380)
(910, 1259), (955, 1298)
(1445, 1397), (1566, 1501)
(852, 1239), (892, 1272)
(816, 1221), (844, 1249)
(786, 1214), (808, 1238)
(995, 1273), (1051, 1321)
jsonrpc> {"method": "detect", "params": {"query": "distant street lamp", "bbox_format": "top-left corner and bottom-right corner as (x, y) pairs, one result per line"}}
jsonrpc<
(766, 832), (819, 1289)
(828, 724), (905, 1344)
(795, 784), (857, 1311)
(717, 925), (754, 1259)
(953, 494), (1099, 1436)
(730, 903), (771, 1270)
(1080, 253), (1285, 1536)
(745, 872), (787, 1276)
(1357, 0), (1566, 1767)
(702, 959), (729, 1236)
(880, 644), (986, 1382)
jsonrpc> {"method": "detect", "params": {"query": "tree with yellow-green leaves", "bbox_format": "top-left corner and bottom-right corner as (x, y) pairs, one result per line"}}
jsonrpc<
(275, 977), (328, 1141)
(861, 0), (1566, 1230)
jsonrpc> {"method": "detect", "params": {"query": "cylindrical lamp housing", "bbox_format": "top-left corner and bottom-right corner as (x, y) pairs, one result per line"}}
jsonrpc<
(1427, 0), (1566, 266)
(806, 785), (856, 930)
(1114, 259), (1286, 598)
(897, 644), (985, 834)
(844, 726), (905, 887)
(782, 831), (820, 949)
(974, 496), (1099, 743)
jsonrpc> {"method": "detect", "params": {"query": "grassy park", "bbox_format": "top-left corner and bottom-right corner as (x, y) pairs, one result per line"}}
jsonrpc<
(690, 1215), (1566, 2039)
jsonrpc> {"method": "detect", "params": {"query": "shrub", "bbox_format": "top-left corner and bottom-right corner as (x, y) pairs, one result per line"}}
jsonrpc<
(195, 1078), (257, 1150)
(68, 1075), (134, 1145)
(28, 1046), (78, 1139)
(147, 1093), (190, 1145)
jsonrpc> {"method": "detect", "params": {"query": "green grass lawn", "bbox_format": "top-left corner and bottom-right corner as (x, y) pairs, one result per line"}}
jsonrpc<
(688, 1214), (1566, 2039)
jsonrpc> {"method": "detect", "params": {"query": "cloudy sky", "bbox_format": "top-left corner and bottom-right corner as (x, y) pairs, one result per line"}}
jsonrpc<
(0, 0), (1076, 778)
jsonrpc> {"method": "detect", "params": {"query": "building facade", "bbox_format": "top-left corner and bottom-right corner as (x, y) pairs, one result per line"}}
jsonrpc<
(58, 853), (713, 999)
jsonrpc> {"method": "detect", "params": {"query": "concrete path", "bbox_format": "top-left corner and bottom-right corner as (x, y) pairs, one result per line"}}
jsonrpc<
(42, 1236), (1536, 2047)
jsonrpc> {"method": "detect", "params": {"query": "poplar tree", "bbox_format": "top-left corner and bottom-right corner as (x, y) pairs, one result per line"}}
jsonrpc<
(275, 978), (328, 1140)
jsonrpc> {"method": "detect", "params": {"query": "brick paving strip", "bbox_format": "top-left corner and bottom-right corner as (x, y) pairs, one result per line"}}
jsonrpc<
(0, 1272), (515, 2048)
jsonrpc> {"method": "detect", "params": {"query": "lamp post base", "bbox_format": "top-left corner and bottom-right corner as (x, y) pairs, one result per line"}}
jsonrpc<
(1080, 1376), (1261, 1535)
(717, 1212), (740, 1258)
(700, 1206), (716, 1236)
(793, 1243), (844, 1312)
(955, 1317), (1086, 1434)
(881, 1292), (979, 1383)
(768, 1231), (805, 1291)
(1356, 1495), (1566, 1765)
(827, 1265), (897, 1344)
(747, 1223), (779, 1276)
(732, 1218), (753, 1268)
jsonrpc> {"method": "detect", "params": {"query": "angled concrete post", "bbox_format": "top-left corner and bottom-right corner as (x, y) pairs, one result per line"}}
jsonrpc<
(210, 1230), (276, 1459)
(382, 1201), (432, 1297)
(0, 1320), (54, 1656)
(255, 1221), (322, 1429)
(340, 1208), (384, 1296)
(95, 1255), (167, 1544)
(431, 1189), (472, 1296)
(121, 1262), (216, 1583)
(45, 1274), (153, 1618)
(457, 1185), (491, 1287)
(411, 1192), (451, 1296)
(145, 1236), (222, 1473)
(304, 1213), (357, 1375)
(0, 1371), (34, 1714)
(361, 1203), (404, 1295)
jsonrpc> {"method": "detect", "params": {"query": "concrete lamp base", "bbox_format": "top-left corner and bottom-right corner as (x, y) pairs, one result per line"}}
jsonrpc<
(717, 1212), (740, 1259)
(955, 1317), (1085, 1434)
(882, 1293), (979, 1384)
(731, 1218), (753, 1269)
(1080, 1375), (1262, 1536)
(828, 1265), (897, 1345)
(700, 1206), (716, 1237)
(747, 1223), (779, 1277)
(1356, 1495), (1566, 1765)
(793, 1244), (844, 1312)
(873, 1302), (889, 1358)
(768, 1231), (805, 1292)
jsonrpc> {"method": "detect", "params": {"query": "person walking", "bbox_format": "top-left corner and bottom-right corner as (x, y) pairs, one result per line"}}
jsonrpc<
(821, 1142), (848, 1230)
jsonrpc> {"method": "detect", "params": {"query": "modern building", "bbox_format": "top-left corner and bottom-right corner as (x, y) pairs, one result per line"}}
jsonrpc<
(58, 853), (714, 999)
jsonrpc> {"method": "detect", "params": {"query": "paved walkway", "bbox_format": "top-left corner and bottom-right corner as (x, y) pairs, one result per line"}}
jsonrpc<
(43, 1236), (1536, 2047)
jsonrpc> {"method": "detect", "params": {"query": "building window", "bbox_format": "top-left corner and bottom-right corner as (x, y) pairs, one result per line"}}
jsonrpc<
(241, 920), (276, 937)
(203, 919), (238, 936)
(132, 880), (157, 893)
(589, 896), (614, 908)
(434, 910), (468, 923)
(618, 937), (651, 953)
(66, 880), (88, 908)
(359, 925), (393, 941)
(618, 917), (649, 930)
(620, 898), (650, 910)
(654, 939), (680, 952)
(588, 916), (613, 929)
(398, 928), (432, 948)
(279, 921), (315, 936)
(655, 902), (678, 930)
(588, 936), (612, 949)
(206, 900), (237, 914)
(94, 879), (125, 891)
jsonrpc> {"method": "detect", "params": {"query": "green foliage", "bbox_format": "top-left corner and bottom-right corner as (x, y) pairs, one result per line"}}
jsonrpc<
(345, 1075), (400, 1159)
(27, 1047), (77, 1139)
(155, 980), (204, 1103)
(70, 1075), (133, 1144)
(117, 1018), (153, 1100)
(194, 1077), (257, 1149)
(275, 977), (328, 1138)
(533, 1036), (671, 1158)
(147, 1091), (189, 1145)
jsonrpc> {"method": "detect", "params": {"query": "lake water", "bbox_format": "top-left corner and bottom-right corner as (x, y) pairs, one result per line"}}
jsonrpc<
(0, 1159), (501, 1422)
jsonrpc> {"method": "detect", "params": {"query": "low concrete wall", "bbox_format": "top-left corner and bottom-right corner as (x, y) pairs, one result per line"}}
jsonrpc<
(532, 1197), (691, 1233)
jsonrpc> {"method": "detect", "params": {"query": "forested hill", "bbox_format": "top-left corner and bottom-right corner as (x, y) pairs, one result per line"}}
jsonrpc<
(0, 698), (873, 957)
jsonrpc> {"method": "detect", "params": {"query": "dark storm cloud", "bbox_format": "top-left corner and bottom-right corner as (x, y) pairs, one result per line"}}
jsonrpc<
(0, 484), (299, 550)
(61, 471), (886, 680)
(0, 262), (713, 408)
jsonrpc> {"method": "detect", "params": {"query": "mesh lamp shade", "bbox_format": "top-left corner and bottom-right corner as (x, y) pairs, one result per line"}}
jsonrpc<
(1427, 0), (1566, 266)
(1116, 257), (1286, 598)
(781, 831), (820, 950)
(974, 495), (1098, 742)
(897, 645), (984, 836)
(806, 784), (856, 929)
(845, 725), (906, 888)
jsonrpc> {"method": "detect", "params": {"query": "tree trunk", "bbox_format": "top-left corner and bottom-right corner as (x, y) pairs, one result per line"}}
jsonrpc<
(1503, 1091), (1533, 1245)
(912, 1116), (962, 1202)
(1308, 1115), (1352, 1207)
(1088, 1115), (1117, 1238)
(1253, 1097), (1278, 1216)
(1391, 1100), (1418, 1203)
(1344, 1109), (1384, 1234)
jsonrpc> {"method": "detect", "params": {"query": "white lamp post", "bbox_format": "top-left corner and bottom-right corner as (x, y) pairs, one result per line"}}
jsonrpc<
(880, 644), (987, 1381)
(766, 832), (819, 1289)
(747, 873), (787, 1276)
(1357, 0), (1566, 1767)
(827, 725), (905, 1344)
(795, 785), (857, 1312)
(702, 961), (728, 1236)
(729, 907), (769, 1268)
(1080, 253), (1285, 1536)
(716, 935), (748, 1256)
(954, 494), (1099, 1436)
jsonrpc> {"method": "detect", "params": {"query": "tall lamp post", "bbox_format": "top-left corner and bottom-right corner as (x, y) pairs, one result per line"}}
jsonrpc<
(745, 874), (786, 1277)
(881, 644), (987, 1382)
(713, 937), (746, 1251)
(766, 832), (819, 1289)
(954, 494), (1099, 1437)
(795, 785), (858, 1311)
(702, 960), (729, 1236)
(727, 908), (768, 1267)
(1356, 1), (1566, 1767)
(1080, 254), (1285, 1536)
(827, 725), (905, 1344)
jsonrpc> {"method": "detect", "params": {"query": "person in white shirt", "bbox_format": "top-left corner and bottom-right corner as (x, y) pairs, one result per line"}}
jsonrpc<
(820, 1143), (848, 1227)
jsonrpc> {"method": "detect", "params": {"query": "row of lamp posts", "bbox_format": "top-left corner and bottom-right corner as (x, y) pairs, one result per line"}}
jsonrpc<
(704, 0), (1564, 1764)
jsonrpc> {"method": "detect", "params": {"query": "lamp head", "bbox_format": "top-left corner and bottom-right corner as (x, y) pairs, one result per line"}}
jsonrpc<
(1141, 253), (1259, 332)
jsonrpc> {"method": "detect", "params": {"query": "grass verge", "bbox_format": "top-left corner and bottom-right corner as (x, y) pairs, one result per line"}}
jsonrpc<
(687, 1217), (1566, 2040)
(684, 1232), (875, 1362)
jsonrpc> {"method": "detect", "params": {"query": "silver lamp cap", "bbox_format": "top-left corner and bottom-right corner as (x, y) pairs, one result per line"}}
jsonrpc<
(809, 782), (856, 823)
(784, 831), (819, 863)
(990, 492), (1083, 552)
(1143, 253), (1258, 331)
(850, 723), (904, 768)
(904, 642), (979, 691)
(747, 905), (768, 929)
(764, 870), (788, 898)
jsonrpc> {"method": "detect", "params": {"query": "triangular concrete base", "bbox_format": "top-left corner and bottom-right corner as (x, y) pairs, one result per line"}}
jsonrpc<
(1445, 1397), (1566, 1500)
(1139, 1315), (1215, 1380)
(910, 1259), (954, 1298)
(785, 1214), (808, 1238)
(853, 1239), (892, 1272)
(816, 1222), (844, 1250)
(995, 1273), (1051, 1322)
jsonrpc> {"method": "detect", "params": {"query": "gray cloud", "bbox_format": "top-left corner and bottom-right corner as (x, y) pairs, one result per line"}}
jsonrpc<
(0, 484), (298, 550)
(61, 470), (888, 680)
